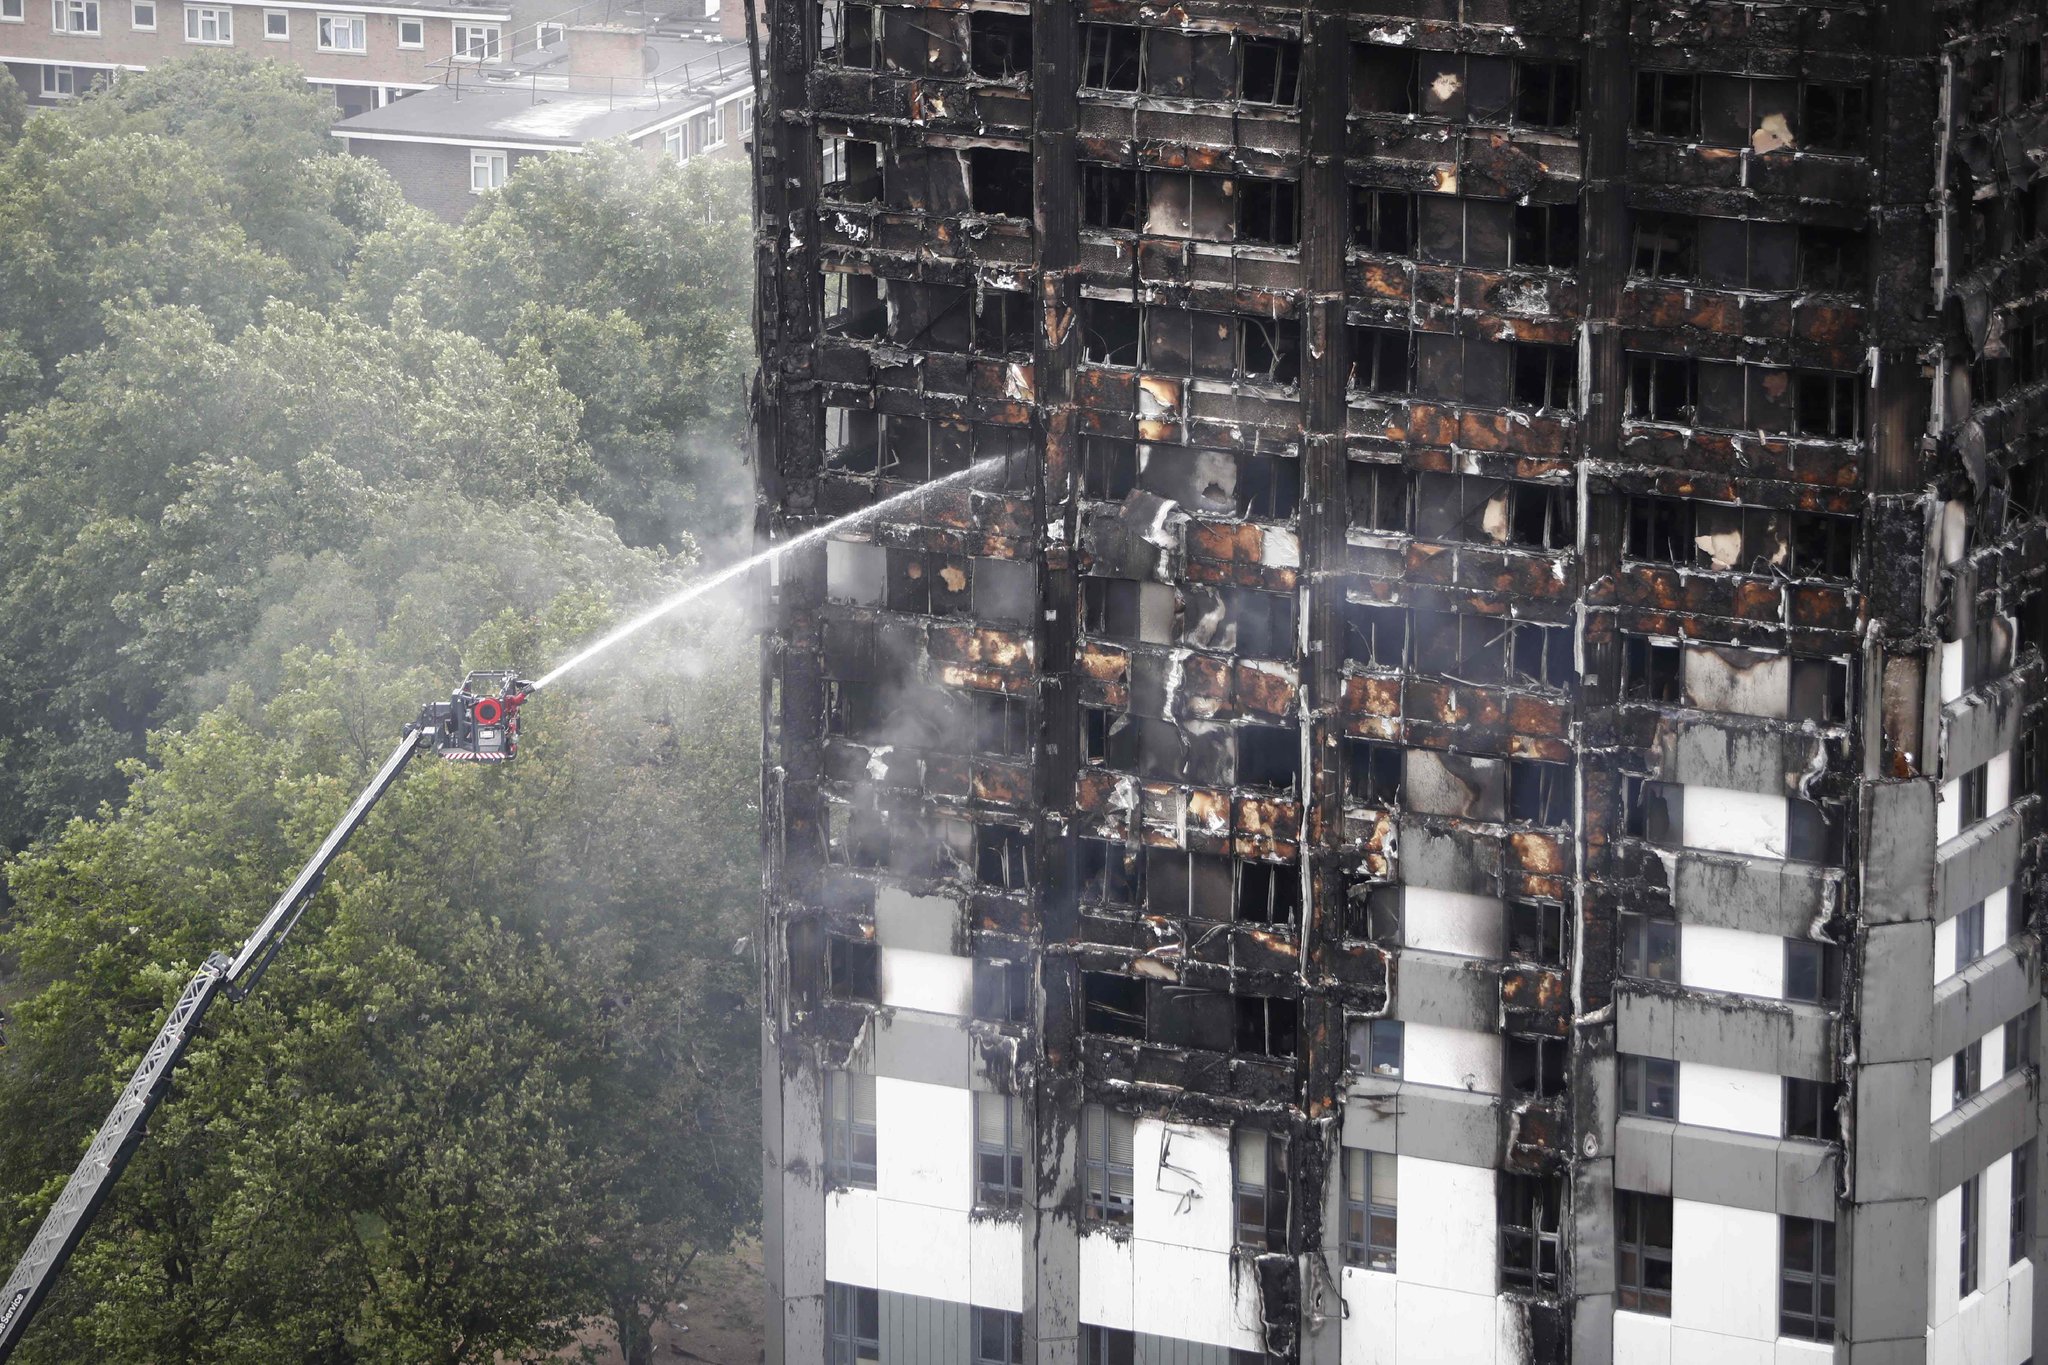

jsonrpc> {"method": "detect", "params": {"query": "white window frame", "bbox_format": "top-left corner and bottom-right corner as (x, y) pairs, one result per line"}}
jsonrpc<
(739, 94), (753, 134)
(41, 63), (77, 95)
(182, 4), (230, 42)
(316, 12), (364, 51)
(52, 0), (99, 34)
(0, 0), (23, 25)
(261, 7), (286, 37)
(662, 123), (686, 163)
(130, 0), (154, 27)
(693, 106), (722, 151)
(534, 19), (562, 44)
(469, 148), (507, 193)
(451, 21), (497, 59)
(395, 15), (421, 45)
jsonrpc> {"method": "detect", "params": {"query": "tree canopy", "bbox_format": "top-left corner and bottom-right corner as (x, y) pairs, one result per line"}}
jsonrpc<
(0, 51), (762, 1365)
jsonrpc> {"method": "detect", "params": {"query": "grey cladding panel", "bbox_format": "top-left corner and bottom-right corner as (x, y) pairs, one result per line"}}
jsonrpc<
(1940, 665), (2033, 780)
(1937, 797), (2032, 920)
(1654, 718), (1825, 799)
(873, 1012), (975, 1088)
(1863, 782), (1937, 926)
(1843, 1198), (1931, 1342)
(1618, 989), (1832, 1081)
(1392, 949), (1498, 1033)
(1858, 922), (1936, 1064)
(1670, 1126), (1778, 1212)
(1398, 819), (1500, 897)
(1932, 1071), (2036, 1195)
(1615, 1118), (1674, 1196)
(1930, 940), (2039, 1061)
(1671, 848), (1837, 939)
(880, 1288), (972, 1364)
(1342, 1083), (1500, 1167)
(1850, 1060), (1933, 1204)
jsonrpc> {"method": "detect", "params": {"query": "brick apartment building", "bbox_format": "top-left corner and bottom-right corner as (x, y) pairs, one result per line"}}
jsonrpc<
(751, 0), (2048, 1362)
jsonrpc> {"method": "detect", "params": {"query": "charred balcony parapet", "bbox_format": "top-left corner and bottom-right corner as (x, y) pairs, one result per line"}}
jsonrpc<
(1631, 5), (1878, 62)
(1606, 842), (1844, 940)
(1939, 651), (2043, 778)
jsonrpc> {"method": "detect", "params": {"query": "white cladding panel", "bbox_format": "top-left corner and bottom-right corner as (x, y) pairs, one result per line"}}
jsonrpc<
(1397, 1157), (1496, 1296)
(1683, 787), (1788, 860)
(1682, 924), (1785, 999)
(879, 946), (973, 1017)
(1671, 1327), (1772, 1365)
(1676, 1062), (1782, 1138)
(1078, 1229), (1135, 1331)
(875, 1077), (972, 1211)
(1402, 1022), (1502, 1094)
(1131, 1241), (1264, 1350)
(1614, 1310), (1673, 1365)
(968, 1216), (1023, 1312)
(1338, 1264), (1399, 1365)
(825, 1187), (880, 1288)
(1671, 1198), (1779, 1342)
(1401, 887), (1504, 960)
(873, 1198), (971, 1303)
(1392, 1282), (1497, 1365)
(1132, 1118), (1234, 1254)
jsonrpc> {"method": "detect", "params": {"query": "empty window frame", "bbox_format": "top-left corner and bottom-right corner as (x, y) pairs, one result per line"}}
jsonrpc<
(829, 936), (881, 1002)
(1621, 637), (1682, 702)
(1349, 325), (1414, 396)
(1508, 759), (1572, 826)
(1634, 71), (1699, 138)
(1342, 1147), (1398, 1272)
(1414, 473), (1575, 550)
(1081, 1104), (1136, 1224)
(1785, 1078), (1841, 1142)
(1190, 585), (1297, 660)
(1234, 1127), (1290, 1250)
(1353, 188), (1417, 254)
(1793, 370), (1862, 439)
(1784, 940), (1841, 1006)
(1236, 727), (1300, 795)
(1082, 970), (1146, 1038)
(1412, 610), (1508, 684)
(1075, 24), (1297, 105)
(1077, 837), (1142, 911)
(969, 147), (1034, 218)
(827, 1282), (881, 1365)
(1081, 435), (1137, 499)
(1631, 212), (1697, 281)
(1143, 849), (1235, 920)
(1507, 899), (1566, 966)
(2013, 1144), (2032, 1266)
(1142, 307), (1302, 387)
(825, 1071), (878, 1188)
(822, 270), (885, 340)
(1618, 1054), (1677, 1119)
(1779, 1217), (1837, 1340)
(1236, 858), (1302, 925)
(974, 1308), (1023, 1365)
(1347, 461), (1410, 532)
(1234, 994), (1299, 1058)
(1799, 225), (1866, 292)
(1514, 60), (1579, 127)
(1617, 1191), (1674, 1315)
(1625, 353), (1698, 422)
(1505, 1034), (1567, 1100)
(966, 690), (1031, 758)
(973, 960), (1031, 1023)
(1081, 299), (1140, 366)
(1623, 496), (1856, 579)
(1081, 162), (1140, 231)
(1237, 37), (1300, 106)
(819, 0), (877, 67)
(976, 824), (1032, 890)
(1143, 172), (1298, 246)
(975, 1092), (1026, 1209)
(1343, 602), (1407, 673)
(1512, 203), (1580, 270)
(821, 134), (882, 203)
(1511, 343), (1578, 413)
(1344, 737), (1403, 804)
(1236, 177), (1299, 246)
(1619, 911), (1680, 982)
(968, 10), (1030, 80)
(1509, 622), (1574, 690)
(1499, 1174), (1563, 1295)
(1351, 43), (1417, 115)
(1799, 81), (1869, 153)
(973, 286), (1035, 352)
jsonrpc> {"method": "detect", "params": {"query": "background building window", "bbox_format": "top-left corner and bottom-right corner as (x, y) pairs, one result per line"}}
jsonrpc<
(132, 0), (155, 27)
(469, 149), (508, 193)
(1233, 1127), (1288, 1251)
(1341, 1147), (1397, 1272)
(1784, 1078), (1840, 1142)
(1618, 1054), (1677, 1119)
(182, 3), (229, 40)
(1779, 1216), (1836, 1340)
(397, 16), (422, 45)
(826, 1282), (880, 1365)
(453, 22), (498, 58)
(53, 0), (99, 33)
(1616, 1191), (1673, 1315)
(824, 1070), (876, 1188)
(317, 13), (365, 50)
(975, 1092), (1025, 1209)
(1619, 911), (1679, 981)
(974, 1307), (1023, 1365)
(1081, 1326), (1136, 1365)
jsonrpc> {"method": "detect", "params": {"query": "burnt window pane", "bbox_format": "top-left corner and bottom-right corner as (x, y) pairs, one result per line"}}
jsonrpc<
(1793, 371), (1861, 438)
(1235, 860), (1301, 926)
(1343, 601), (1408, 668)
(1082, 971), (1146, 1038)
(1238, 724), (1300, 792)
(1238, 37), (1300, 106)
(969, 148), (1033, 217)
(829, 936), (881, 1003)
(1499, 1173), (1564, 1295)
(1352, 43), (1418, 115)
(1347, 462), (1410, 532)
(1505, 1034), (1567, 1099)
(968, 10), (1031, 79)
(1514, 60), (1578, 127)
(1509, 622), (1575, 689)
(1350, 326), (1414, 395)
(973, 960), (1031, 1024)
(1237, 177), (1300, 246)
(1625, 497), (1695, 563)
(1078, 836), (1142, 908)
(1511, 343), (1578, 412)
(1622, 636), (1682, 701)
(1079, 23), (1140, 90)
(1082, 163), (1139, 231)
(1788, 511), (1854, 578)
(821, 0), (878, 68)
(1507, 899), (1565, 965)
(1353, 188), (1416, 254)
(1082, 435), (1138, 499)
(1627, 353), (1698, 422)
(1234, 994), (1299, 1057)
(1508, 759), (1572, 826)
(1634, 71), (1698, 138)
(1345, 737), (1404, 804)
(973, 288), (1034, 352)
(1800, 82), (1868, 153)
(1512, 203), (1579, 270)
(1631, 212), (1696, 281)
(1081, 299), (1140, 365)
(1798, 225), (1865, 293)
(1240, 316), (1301, 386)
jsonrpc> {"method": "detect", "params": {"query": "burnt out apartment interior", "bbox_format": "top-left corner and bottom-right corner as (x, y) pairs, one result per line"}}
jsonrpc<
(751, 0), (2048, 1360)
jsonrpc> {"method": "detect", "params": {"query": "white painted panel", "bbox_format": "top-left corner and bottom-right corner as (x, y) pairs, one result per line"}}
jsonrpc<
(1078, 1229), (1134, 1331)
(875, 1076), (972, 1211)
(1989, 752), (2011, 814)
(1931, 1313), (1962, 1365)
(1931, 1185), (1961, 1327)
(1614, 1310), (1673, 1365)
(1340, 1265), (1398, 1365)
(968, 1216), (1024, 1312)
(1941, 638), (1965, 704)
(1935, 916), (1959, 987)
(1990, 889), (2012, 948)
(1676, 1062), (1781, 1138)
(1401, 887), (1504, 960)
(825, 1187), (879, 1288)
(1397, 1157), (1495, 1296)
(2008, 1257), (2034, 1365)
(1402, 1023), (1501, 1094)
(1392, 1283), (1495, 1365)
(1958, 1277), (2009, 1365)
(1684, 787), (1788, 860)
(1681, 925), (1784, 999)
(1939, 778), (1961, 843)
(1132, 1118), (1233, 1254)
(1131, 1240), (1261, 1351)
(1772, 1338), (1835, 1365)
(879, 946), (973, 1017)
(1984, 1026), (2007, 1081)
(874, 1198), (971, 1304)
(1671, 1199), (1779, 1342)
(1984, 1154), (2013, 1300)
(1672, 1326), (1771, 1365)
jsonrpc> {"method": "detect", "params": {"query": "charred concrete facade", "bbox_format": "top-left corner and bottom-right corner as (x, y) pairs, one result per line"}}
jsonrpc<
(751, 0), (2048, 1361)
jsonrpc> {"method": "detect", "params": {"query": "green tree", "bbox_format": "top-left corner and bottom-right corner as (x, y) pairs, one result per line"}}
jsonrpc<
(0, 65), (26, 148)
